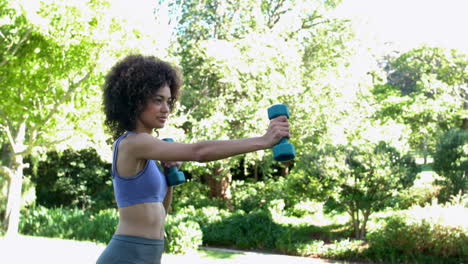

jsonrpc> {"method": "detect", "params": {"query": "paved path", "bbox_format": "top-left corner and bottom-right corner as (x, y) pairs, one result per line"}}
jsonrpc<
(0, 235), (353, 264)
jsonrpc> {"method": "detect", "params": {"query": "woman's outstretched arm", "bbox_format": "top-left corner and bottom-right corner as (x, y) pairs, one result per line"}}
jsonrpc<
(124, 115), (290, 162)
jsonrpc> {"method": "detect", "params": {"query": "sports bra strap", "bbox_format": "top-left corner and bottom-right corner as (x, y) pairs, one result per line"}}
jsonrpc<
(112, 131), (135, 177)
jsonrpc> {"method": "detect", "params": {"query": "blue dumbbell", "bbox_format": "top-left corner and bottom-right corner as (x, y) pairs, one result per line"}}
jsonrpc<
(267, 104), (295, 162)
(162, 138), (186, 186)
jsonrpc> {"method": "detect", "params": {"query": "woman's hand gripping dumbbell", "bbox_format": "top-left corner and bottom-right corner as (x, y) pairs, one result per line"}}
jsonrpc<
(267, 104), (295, 161)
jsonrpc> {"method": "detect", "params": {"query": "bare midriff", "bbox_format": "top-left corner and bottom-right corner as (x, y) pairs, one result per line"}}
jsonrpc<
(115, 202), (166, 239)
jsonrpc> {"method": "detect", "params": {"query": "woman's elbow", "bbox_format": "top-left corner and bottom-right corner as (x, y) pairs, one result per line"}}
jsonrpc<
(192, 144), (209, 162)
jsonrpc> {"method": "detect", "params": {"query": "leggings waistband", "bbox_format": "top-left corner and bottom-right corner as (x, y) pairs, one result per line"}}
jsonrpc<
(112, 234), (164, 245)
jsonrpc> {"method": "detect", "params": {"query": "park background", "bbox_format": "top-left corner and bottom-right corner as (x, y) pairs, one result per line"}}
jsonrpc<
(0, 0), (467, 263)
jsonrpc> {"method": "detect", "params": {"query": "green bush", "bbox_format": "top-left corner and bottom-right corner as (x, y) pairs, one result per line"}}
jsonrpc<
(19, 205), (204, 254)
(165, 216), (203, 254)
(286, 239), (325, 257)
(395, 181), (441, 209)
(19, 205), (117, 243)
(25, 148), (114, 211)
(274, 223), (352, 256)
(320, 239), (364, 260)
(171, 205), (231, 231)
(171, 181), (228, 211)
(366, 214), (467, 263)
(230, 178), (299, 213)
(203, 210), (286, 250)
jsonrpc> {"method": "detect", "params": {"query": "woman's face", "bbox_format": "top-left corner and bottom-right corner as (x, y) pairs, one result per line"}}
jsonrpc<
(137, 85), (172, 132)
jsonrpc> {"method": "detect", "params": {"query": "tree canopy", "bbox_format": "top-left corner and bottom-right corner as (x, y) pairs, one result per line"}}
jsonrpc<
(0, 0), (129, 235)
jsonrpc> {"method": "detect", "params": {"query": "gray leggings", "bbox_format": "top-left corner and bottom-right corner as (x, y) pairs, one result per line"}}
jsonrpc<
(96, 235), (164, 264)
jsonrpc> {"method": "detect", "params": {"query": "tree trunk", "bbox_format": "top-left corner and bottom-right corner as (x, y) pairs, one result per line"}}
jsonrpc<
(354, 211), (360, 239)
(423, 140), (428, 164)
(280, 161), (292, 177)
(253, 163), (259, 182)
(4, 154), (25, 237)
(2, 122), (28, 236)
(359, 208), (371, 240)
(204, 165), (232, 200)
(349, 203), (360, 239)
(463, 91), (468, 130)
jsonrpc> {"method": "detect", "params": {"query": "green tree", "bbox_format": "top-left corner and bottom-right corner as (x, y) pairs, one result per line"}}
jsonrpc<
(292, 6), (354, 163)
(177, 33), (304, 198)
(161, 0), (352, 200)
(371, 46), (468, 162)
(296, 141), (418, 239)
(0, 0), (119, 235)
(433, 129), (467, 201)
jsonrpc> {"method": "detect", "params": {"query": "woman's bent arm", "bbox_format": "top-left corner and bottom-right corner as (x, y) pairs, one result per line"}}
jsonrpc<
(162, 187), (173, 215)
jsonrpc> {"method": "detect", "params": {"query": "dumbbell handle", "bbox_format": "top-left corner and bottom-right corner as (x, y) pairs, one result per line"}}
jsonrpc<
(276, 138), (290, 145)
(167, 166), (180, 176)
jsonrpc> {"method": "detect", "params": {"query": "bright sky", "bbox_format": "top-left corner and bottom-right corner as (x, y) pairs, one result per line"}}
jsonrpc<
(23, 0), (468, 54)
(109, 0), (468, 54)
(334, 0), (468, 53)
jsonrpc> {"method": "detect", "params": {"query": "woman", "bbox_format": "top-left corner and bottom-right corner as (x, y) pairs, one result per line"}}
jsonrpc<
(96, 54), (290, 264)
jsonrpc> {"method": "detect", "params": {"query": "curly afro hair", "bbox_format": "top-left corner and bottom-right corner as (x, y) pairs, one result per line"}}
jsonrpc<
(103, 54), (182, 139)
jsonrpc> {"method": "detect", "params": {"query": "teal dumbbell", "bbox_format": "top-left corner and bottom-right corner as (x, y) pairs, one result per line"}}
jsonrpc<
(162, 138), (186, 186)
(267, 104), (295, 162)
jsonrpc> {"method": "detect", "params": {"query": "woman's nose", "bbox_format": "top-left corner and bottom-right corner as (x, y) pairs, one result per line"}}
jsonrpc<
(161, 101), (170, 112)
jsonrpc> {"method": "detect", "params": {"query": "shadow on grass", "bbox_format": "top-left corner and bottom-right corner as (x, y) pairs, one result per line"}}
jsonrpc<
(418, 162), (433, 172)
(299, 223), (352, 243)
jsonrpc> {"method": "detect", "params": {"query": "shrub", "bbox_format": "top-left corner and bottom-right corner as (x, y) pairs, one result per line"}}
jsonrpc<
(171, 181), (228, 212)
(275, 223), (353, 257)
(82, 209), (119, 243)
(320, 239), (364, 260)
(19, 205), (204, 254)
(230, 178), (299, 213)
(165, 216), (203, 254)
(290, 240), (325, 257)
(275, 224), (323, 256)
(203, 210), (286, 249)
(366, 214), (467, 263)
(395, 181), (441, 209)
(19, 205), (117, 243)
(175, 205), (231, 230)
(433, 129), (468, 202)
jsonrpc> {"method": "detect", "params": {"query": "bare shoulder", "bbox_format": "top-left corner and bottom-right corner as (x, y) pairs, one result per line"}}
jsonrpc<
(123, 132), (159, 149)
(127, 132), (155, 142)
(118, 131), (197, 161)
(120, 132), (166, 160)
